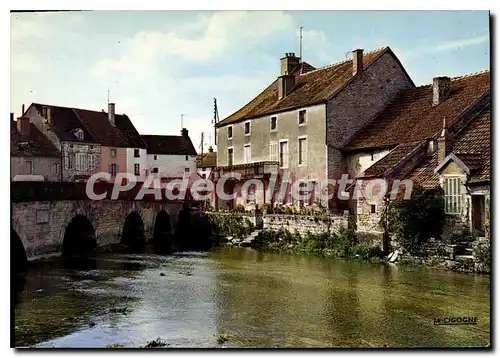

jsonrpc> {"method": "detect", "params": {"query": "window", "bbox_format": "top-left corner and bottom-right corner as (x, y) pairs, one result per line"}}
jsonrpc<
(279, 141), (288, 168)
(74, 128), (84, 141)
(244, 121), (251, 135)
(201, 173), (206, 179)
(134, 163), (140, 176)
(110, 149), (117, 158)
(42, 106), (48, 119)
(25, 160), (33, 174)
(298, 110), (307, 125)
(151, 167), (158, 173)
(270, 116), (277, 131)
(154, 155), (157, 160)
(67, 153), (74, 169)
(75, 153), (87, 171)
(269, 142), (278, 162)
(51, 162), (59, 175)
(228, 126), (233, 139)
(134, 149), (140, 158)
(244, 144), (251, 164)
(185, 155), (189, 161)
(184, 168), (190, 173)
(444, 177), (462, 214)
(298, 137), (307, 165)
(228, 148), (234, 166)
(370, 205), (376, 213)
(110, 163), (117, 177)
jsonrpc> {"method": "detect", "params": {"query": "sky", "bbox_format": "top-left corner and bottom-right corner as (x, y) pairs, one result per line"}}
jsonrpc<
(10, 10), (490, 151)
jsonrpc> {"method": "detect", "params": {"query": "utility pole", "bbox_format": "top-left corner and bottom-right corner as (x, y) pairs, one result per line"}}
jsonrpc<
(181, 113), (186, 129)
(299, 26), (303, 62)
(213, 98), (219, 145)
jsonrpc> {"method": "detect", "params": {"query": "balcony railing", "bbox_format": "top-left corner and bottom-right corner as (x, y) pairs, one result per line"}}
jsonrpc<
(215, 161), (279, 179)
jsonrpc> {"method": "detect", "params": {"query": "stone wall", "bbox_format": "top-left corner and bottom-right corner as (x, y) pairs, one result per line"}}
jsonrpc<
(262, 214), (348, 236)
(11, 156), (60, 182)
(12, 199), (183, 261)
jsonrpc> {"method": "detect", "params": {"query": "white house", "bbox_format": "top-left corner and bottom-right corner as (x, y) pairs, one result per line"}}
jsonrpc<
(141, 129), (197, 181)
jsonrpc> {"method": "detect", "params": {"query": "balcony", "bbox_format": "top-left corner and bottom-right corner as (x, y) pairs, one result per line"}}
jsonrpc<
(215, 161), (279, 180)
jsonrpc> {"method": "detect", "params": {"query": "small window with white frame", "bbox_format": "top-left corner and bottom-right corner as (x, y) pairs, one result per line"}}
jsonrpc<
(298, 110), (307, 125)
(269, 141), (278, 162)
(270, 116), (277, 131)
(298, 136), (307, 165)
(444, 176), (463, 214)
(244, 121), (251, 136)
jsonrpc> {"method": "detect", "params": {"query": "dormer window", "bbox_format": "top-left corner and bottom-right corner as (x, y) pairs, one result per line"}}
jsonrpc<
(74, 128), (84, 141)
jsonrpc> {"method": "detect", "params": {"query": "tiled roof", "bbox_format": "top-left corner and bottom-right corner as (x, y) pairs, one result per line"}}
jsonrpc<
(11, 123), (60, 157)
(402, 104), (491, 187)
(115, 114), (147, 149)
(405, 152), (441, 189)
(362, 140), (424, 177)
(197, 152), (217, 167)
(453, 105), (490, 182)
(72, 108), (131, 148)
(29, 103), (147, 148)
(141, 135), (197, 156)
(31, 103), (97, 143)
(216, 47), (392, 127)
(346, 70), (490, 150)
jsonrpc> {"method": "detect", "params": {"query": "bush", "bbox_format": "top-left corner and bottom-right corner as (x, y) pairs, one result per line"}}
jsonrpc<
(383, 185), (445, 254)
(473, 240), (490, 273)
(208, 213), (254, 241)
(352, 244), (383, 259)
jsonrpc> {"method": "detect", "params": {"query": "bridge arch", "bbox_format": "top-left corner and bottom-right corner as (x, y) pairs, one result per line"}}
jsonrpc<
(121, 211), (146, 249)
(153, 210), (173, 251)
(62, 215), (97, 257)
(11, 229), (27, 271)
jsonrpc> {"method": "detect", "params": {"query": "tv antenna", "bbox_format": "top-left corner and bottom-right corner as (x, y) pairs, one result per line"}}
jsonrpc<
(299, 26), (303, 61)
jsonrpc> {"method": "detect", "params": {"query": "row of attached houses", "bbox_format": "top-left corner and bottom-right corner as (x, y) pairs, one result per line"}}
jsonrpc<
(213, 46), (490, 238)
(10, 102), (198, 183)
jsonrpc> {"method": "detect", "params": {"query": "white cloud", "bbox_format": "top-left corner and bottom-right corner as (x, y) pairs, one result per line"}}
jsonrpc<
(91, 11), (293, 78)
(398, 34), (489, 60)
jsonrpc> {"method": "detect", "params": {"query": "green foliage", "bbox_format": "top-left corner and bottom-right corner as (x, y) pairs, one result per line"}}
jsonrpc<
(106, 343), (124, 348)
(234, 204), (246, 213)
(217, 333), (233, 344)
(208, 213), (254, 241)
(473, 240), (490, 273)
(259, 203), (271, 212)
(382, 185), (445, 254)
(141, 338), (169, 348)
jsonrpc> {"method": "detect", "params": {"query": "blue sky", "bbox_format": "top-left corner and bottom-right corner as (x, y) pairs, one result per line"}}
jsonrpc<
(11, 10), (490, 150)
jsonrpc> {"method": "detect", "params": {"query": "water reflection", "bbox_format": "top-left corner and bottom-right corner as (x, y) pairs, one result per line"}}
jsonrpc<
(13, 247), (490, 348)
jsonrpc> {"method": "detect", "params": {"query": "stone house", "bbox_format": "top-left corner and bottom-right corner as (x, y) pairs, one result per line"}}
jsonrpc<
(10, 113), (61, 181)
(214, 47), (414, 210)
(24, 103), (102, 182)
(141, 129), (197, 181)
(344, 71), (490, 237)
(23, 102), (148, 182)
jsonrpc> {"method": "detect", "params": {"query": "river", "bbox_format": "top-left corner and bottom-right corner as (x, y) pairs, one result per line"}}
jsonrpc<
(13, 247), (490, 348)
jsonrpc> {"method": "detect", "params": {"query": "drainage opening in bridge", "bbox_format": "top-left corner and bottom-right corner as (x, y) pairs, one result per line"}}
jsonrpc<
(11, 229), (27, 272)
(121, 212), (146, 250)
(62, 215), (97, 257)
(153, 211), (172, 252)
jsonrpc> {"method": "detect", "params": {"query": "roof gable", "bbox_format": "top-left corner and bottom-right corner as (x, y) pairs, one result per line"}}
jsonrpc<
(216, 47), (391, 127)
(346, 70), (490, 150)
(434, 153), (471, 174)
(11, 123), (60, 157)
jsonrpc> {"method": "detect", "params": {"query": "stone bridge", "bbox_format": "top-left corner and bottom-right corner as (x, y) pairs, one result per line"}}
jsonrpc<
(11, 182), (194, 263)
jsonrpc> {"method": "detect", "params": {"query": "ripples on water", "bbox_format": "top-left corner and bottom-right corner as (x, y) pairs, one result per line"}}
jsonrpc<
(13, 247), (490, 348)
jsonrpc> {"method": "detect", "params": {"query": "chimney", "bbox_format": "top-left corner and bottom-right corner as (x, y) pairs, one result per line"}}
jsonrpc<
(280, 52), (300, 76)
(352, 49), (364, 76)
(437, 117), (452, 164)
(181, 128), (189, 137)
(22, 104), (25, 115)
(108, 102), (116, 126)
(17, 116), (30, 137)
(433, 76), (451, 106)
(278, 74), (295, 100)
(10, 113), (14, 132)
